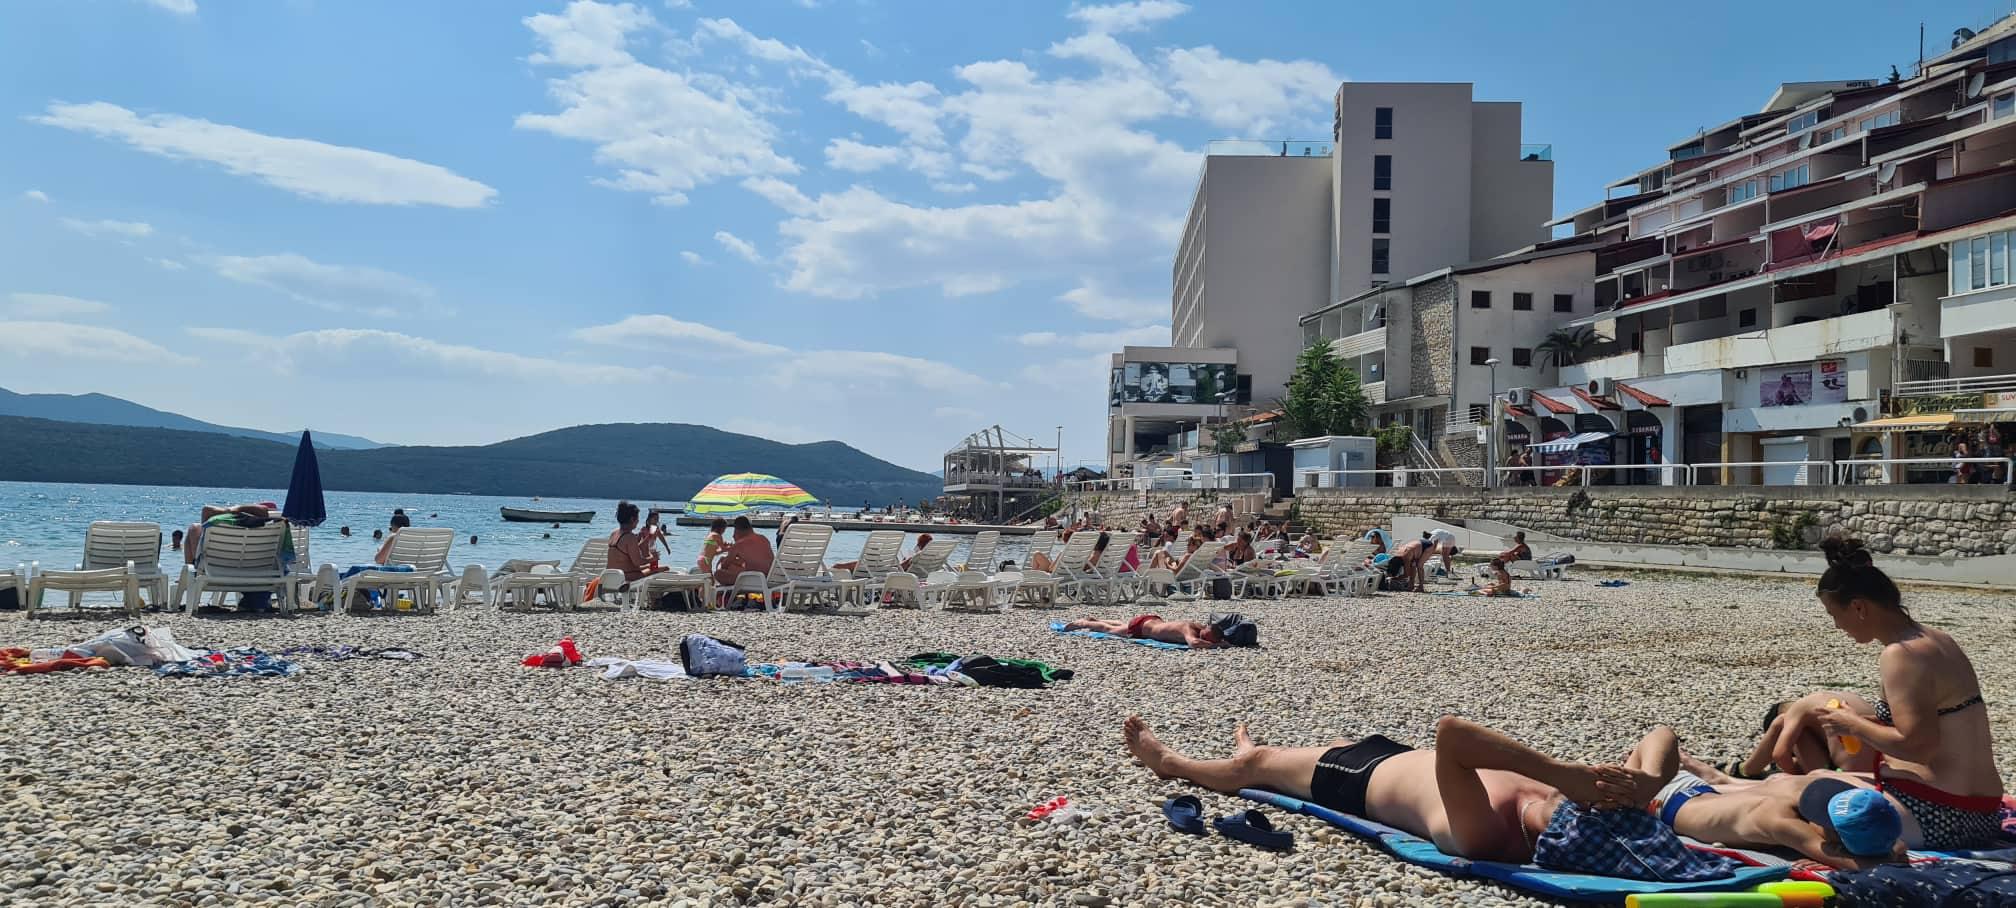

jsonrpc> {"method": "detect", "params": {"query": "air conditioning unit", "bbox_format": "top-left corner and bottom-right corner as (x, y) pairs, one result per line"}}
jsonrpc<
(1591, 377), (1617, 398)
(1505, 388), (1530, 406)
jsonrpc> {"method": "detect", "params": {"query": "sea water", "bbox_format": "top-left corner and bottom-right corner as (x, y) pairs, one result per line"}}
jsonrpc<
(0, 481), (1020, 576)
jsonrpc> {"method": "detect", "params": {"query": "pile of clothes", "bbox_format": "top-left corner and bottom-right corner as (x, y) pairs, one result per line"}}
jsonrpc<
(155, 648), (303, 679)
(4, 625), (205, 675)
(589, 634), (1075, 689)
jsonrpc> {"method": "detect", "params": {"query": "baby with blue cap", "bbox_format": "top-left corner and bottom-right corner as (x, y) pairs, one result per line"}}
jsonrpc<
(1798, 777), (1905, 858)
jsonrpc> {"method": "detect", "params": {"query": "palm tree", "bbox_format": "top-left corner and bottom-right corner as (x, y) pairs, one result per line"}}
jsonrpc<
(1535, 326), (1605, 369)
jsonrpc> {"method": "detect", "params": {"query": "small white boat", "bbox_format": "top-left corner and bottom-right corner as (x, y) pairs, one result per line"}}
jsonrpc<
(501, 507), (595, 524)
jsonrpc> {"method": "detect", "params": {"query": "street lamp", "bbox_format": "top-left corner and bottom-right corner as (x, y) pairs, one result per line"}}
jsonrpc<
(1483, 357), (1501, 489)
(1055, 425), (1063, 483)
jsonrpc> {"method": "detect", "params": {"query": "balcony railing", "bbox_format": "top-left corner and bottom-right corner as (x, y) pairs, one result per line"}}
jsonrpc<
(1331, 327), (1386, 359)
(1893, 373), (2016, 398)
(1520, 144), (1553, 162)
(1663, 308), (1893, 374)
(1205, 139), (1334, 158)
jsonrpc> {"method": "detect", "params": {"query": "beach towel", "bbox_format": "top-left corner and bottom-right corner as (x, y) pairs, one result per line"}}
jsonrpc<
(1432, 590), (1540, 599)
(1048, 620), (1189, 650)
(155, 648), (303, 679)
(278, 645), (424, 662)
(1237, 789), (1787, 903)
(1694, 835), (2016, 883)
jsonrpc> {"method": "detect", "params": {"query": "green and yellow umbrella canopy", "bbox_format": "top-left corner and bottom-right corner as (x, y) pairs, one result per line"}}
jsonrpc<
(688, 472), (819, 516)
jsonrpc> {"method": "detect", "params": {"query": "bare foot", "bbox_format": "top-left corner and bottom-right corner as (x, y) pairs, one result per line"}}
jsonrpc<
(1679, 751), (1735, 786)
(1233, 723), (1256, 755)
(1124, 715), (1175, 779)
(1592, 764), (1665, 810)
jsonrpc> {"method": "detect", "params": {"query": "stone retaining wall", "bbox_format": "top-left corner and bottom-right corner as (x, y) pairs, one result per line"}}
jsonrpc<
(1066, 489), (1263, 529)
(1294, 486), (2016, 558)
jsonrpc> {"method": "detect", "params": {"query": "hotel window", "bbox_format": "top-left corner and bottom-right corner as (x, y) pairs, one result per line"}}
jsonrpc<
(1371, 238), (1390, 274)
(1996, 92), (2015, 119)
(1553, 293), (1574, 312)
(1816, 126), (1847, 143)
(1857, 111), (1900, 131)
(1946, 232), (2016, 295)
(1978, 348), (1997, 369)
(1785, 110), (1821, 134)
(1513, 292), (1533, 311)
(1512, 348), (1532, 367)
(1768, 164), (1809, 192)
(1738, 308), (1757, 328)
(1470, 346), (1491, 366)
(1470, 290), (1491, 309)
(1373, 154), (1392, 190)
(1373, 198), (1391, 233)
(1375, 107), (1393, 140)
(1727, 180), (1758, 204)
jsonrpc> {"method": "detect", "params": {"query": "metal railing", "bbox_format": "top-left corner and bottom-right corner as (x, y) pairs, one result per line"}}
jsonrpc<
(1892, 373), (2016, 398)
(1296, 467), (1486, 488)
(1443, 415), (1480, 437)
(1495, 463), (1691, 486)
(1206, 138), (1334, 158)
(1066, 472), (1278, 494)
(1520, 144), (1554, 162)
(1494, 458), (2014, 487)
(1832, 457), (2014, 486)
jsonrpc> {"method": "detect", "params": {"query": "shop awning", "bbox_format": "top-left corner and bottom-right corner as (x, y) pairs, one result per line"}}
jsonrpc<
(1955, 407), (2016, 424)
(1852, 413), (1954, 431)
(1528, 431), (1613, 453)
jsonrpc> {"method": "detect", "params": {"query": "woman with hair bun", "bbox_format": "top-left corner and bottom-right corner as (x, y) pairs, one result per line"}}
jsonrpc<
(1786, 535), (2005, 850)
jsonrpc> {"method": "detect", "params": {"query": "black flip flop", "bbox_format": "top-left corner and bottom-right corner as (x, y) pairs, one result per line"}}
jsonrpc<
(1212, 809), (1293, 851)
(1162, 795), (1204, 835)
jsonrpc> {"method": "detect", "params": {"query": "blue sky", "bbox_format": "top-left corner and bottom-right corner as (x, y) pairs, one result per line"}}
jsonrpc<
(0, 0), (1979, 471)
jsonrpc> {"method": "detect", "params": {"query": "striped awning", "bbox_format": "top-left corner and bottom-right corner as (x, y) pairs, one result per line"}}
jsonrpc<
(1528, 431), (1613, 453)
(1851, 413), (1954, 431)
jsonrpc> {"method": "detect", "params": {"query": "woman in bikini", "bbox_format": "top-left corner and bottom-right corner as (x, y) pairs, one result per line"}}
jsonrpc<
(1786, 536), (2005, 850)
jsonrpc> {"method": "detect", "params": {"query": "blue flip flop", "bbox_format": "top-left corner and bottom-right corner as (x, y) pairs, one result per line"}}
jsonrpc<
(1213, 809), (1293, 851)
(1163, 795), (1204, 835)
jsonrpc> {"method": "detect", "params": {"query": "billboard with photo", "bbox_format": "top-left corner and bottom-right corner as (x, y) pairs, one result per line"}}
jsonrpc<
(1760, 361), (1848, 407)
(1110, 362), (1242, 405)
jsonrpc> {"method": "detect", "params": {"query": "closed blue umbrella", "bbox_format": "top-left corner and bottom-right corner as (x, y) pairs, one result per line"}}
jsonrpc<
(282, 431), (327, 527)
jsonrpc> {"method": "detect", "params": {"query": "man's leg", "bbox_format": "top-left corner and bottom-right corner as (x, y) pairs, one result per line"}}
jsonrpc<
(1602, 725), (1679, 809)
(1123, 716), (1326, 798)
(1065, 618), (1127, 633)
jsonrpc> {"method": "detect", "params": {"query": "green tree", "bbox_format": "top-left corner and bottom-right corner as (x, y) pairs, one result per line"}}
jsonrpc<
(1279, 342), (1372, 438)
(1536, 326), (1606, 369)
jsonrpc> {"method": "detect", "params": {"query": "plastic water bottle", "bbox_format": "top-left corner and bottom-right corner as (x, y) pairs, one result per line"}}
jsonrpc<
(779, 665), (834, 682)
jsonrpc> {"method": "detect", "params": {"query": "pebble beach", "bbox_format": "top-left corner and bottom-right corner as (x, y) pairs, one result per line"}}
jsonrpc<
(4, 571), (2013, 907)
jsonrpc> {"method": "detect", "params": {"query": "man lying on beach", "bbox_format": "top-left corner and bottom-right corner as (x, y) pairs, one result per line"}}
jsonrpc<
(1611, 726), (1906, 870)
(1066, 614), (1225, 648)
(1124, 715), (1732, 875)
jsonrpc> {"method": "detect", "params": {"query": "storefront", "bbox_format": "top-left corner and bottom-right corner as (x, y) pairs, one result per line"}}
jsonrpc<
(1853, 392), (2016, 484)
(1624, 410), (1665, 485)
(1573, 413), (1619, 484)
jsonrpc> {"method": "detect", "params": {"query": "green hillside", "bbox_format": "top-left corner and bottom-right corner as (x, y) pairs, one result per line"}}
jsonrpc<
(0, 416), (942, 505)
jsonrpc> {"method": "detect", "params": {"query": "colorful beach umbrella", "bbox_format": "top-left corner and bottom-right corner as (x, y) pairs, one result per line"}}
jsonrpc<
(281, 431), (327, 527)
(688, 473), (819, 516)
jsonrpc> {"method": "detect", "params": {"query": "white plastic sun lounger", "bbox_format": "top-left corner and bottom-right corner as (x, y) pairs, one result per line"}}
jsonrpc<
(490, 538), (611, 610)
(336, 527), (456, 614)
(28, 521), (169, 617)
(176, 523), (304, 616)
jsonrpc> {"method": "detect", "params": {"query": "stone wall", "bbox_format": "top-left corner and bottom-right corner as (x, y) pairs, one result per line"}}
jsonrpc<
(1410, 279), (1455, 400)
(1066, 489), (1267, 529)
(1294, 485), (2016, 558)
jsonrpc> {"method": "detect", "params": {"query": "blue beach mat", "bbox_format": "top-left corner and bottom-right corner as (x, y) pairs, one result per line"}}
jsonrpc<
(1237, 789), (1786, 904)
(1047, 620), (1189, 650)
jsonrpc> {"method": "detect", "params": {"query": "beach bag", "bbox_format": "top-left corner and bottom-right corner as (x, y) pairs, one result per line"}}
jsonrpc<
(70, 625), (203, 667)
(1541, 552), (1576, 565)
(654, 590), (697, 612)
(679, 634), (747, 677)
(1207, 577), (1234, 600)
(0, 587), (16, 610)
(1208, 613), (1259, 647)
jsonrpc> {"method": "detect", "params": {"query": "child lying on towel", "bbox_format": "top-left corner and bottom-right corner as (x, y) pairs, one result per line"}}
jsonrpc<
(1123, 714), (1738, 881)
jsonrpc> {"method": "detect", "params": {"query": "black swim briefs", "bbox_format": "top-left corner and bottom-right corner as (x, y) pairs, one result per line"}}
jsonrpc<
(1309, 734), (1413, 817)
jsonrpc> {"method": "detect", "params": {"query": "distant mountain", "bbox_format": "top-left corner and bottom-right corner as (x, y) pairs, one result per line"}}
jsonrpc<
(0, 416), (944, 506)
(0, 387), (382, 449)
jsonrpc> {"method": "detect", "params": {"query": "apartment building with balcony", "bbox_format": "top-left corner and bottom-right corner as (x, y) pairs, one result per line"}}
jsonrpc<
(1110, 82), (1555, 476)
(1512, 22), (2016, 485)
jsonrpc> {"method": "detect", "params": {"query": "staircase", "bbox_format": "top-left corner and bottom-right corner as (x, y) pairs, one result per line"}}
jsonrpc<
(1404, 430), (1461, 487)
(1258, 498), (1311, 537)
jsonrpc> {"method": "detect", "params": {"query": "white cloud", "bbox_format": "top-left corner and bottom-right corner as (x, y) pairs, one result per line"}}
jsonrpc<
(859, 39), (883, 59)
(22, 189), (49, 203)
(1017, 352), (1111, 393)
(1164, 47), (1341, 134)
(571, 314), (786, 357)
(5, 293), (114, 318)
(204, 252), (445, 318)
(573, 313), (992, 393)
(1066, 1), (1188, 34)
(678, 250), (710, 265)
(1015, 323), (1167, 351)
(824, 138), (906, 173)
(4, 320), (194, 365)
(713, 230), (764, 264)
(60, 217), (154, 239)
(33, 102), (496, 208)
(663, 0), (692, 7)
(516, 3), (798, 206)
(141, 0), (198, 14)
(186, 327), (673, 385)
(1059, 283), (1166, 323)
(147, 257), (187, 271)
